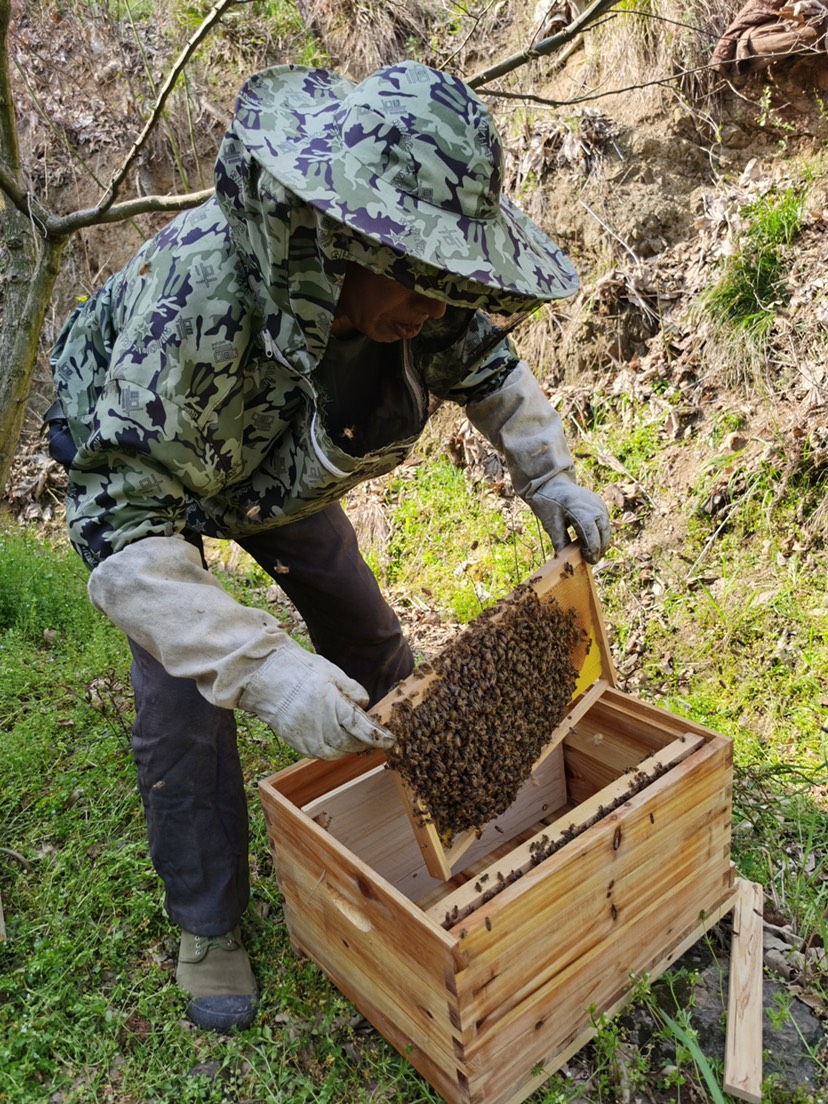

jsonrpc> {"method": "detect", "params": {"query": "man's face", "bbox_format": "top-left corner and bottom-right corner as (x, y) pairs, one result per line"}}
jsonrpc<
(332, 263), (447, 343)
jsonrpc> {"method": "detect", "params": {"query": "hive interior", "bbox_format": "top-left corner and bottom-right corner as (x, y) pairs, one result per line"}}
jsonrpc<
(302, 687), (692, 910)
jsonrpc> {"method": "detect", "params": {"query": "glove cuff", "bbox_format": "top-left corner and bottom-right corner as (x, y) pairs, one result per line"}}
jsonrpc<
(88, 535), (290, 709)
(465, 360), (574, 496)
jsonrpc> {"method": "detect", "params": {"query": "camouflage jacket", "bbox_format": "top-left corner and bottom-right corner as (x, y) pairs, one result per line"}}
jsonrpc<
(51, 106), (521, 568)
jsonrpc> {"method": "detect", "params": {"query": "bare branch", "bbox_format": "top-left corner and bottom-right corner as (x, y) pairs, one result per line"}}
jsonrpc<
(98, 0), (243, 212)
(46, 188), (216, 235)
(0, 153), (214, 235)
(468, 0), (622, 88)
(0, 0), (20, 177)
(481, 60), (728, 108)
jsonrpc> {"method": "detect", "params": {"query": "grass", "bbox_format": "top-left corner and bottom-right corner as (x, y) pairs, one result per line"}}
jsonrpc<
(699, 187), (807, 376)
(366, 454), (554, 623)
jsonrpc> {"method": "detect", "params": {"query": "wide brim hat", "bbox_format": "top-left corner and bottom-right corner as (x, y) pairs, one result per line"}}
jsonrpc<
(227, 61), (579, 314)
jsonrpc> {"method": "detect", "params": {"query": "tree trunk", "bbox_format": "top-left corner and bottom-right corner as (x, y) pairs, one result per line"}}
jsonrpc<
(0, 216), (66, 492)
(0, 0), (50, 495)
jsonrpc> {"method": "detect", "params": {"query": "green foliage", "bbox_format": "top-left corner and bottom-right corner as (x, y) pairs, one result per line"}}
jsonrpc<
(655, 1009), (728, 1104)
(372, 457), (549, 623)
(175, 0), (328, 74)
(709, 409), (748, 446)
(700, 187), (806, 350)
(602, 415), (663, 482)
(0, 528), (100, 641)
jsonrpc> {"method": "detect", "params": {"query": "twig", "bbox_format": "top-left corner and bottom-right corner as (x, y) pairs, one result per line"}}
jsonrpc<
(441, 0), (500, 69)
(482, 60), (729, 108)
(469, 0), (621, 87)
(0, 846), (31, 868)
(577, 199), (640, 266)
(684, 509), (735, 584)
(98, 0), (245, 213)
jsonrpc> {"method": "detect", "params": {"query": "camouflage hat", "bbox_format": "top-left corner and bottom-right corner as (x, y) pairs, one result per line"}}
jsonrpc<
(227, 61), (578, 307)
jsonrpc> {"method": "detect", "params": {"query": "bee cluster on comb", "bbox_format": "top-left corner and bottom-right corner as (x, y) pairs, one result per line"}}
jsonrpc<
(383, 584), (586, 841)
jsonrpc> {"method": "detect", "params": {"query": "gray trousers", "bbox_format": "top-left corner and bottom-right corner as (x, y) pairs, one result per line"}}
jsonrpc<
(128, 503), (413, 935)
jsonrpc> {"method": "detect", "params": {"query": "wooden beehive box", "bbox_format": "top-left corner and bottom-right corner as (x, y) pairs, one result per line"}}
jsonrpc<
(259, 545), (740, 1104)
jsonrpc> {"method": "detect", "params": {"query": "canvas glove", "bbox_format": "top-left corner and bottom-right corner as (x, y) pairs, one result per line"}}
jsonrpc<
(465, 361), (611, 564)
(88, 536), (394, 760)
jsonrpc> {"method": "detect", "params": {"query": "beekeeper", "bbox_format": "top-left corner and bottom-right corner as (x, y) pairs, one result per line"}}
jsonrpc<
(47, 60), (611, 1032)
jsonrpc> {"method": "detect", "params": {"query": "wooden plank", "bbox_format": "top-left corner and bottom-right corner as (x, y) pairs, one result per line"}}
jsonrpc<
(565, 724), (668, 777)
(586, 686), (724, 749)
(724, 878), (765, 1103)
(390, 771), (454, 880)
(268, 746), (387, 807)
(565, 700), (732, 805)
(426, 732), (704, 925)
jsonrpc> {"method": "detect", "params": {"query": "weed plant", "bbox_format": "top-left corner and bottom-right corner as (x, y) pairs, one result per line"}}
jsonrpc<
(700, 187), (806, 376)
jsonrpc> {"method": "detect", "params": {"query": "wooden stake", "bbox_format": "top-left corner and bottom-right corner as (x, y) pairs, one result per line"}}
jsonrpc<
(724, 877), (764, 1103)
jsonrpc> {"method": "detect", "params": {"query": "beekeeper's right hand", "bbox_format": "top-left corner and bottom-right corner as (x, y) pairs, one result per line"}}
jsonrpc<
(87, 535), (394, 760)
